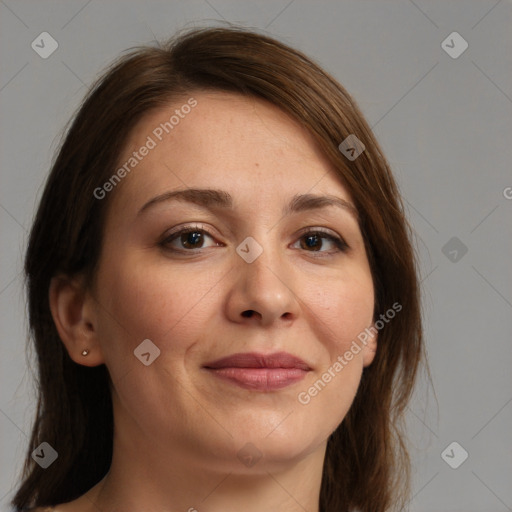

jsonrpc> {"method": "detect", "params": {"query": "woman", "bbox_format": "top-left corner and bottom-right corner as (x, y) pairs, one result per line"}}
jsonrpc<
(13, 26), (424, 512)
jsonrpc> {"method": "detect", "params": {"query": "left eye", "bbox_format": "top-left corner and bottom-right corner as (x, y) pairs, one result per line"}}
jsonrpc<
(292, 231), (347, 253)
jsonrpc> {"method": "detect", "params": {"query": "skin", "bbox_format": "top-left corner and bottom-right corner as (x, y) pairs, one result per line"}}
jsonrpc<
(48, 91), (377, 512)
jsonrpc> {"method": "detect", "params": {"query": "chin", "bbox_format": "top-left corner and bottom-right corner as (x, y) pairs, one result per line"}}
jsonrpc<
(226, 429), (318, 469)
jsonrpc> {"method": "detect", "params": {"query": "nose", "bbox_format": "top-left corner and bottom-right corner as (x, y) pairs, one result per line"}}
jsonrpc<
(224, 242), (300, 328)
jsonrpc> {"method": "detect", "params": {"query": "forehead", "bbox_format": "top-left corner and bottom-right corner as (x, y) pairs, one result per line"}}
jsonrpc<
(110, 91), (353, 213)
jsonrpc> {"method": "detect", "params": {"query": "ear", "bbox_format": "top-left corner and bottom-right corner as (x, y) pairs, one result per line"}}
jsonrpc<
(361, 327), (378, 368)
(49, 275), (105, 367)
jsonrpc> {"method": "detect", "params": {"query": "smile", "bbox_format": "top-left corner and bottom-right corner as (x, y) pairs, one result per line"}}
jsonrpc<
(203, 352), (311, 391)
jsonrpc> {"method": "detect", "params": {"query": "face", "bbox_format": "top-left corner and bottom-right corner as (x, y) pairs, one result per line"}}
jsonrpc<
(89, 91), (376, 473)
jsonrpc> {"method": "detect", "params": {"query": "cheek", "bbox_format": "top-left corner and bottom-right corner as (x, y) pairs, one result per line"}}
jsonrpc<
(297, 279), (373, 442)
(302, 269), (374, 357)
(296, 358), (363, 448)
(293, 272), (374, 441)
(94, 253), (225, 365)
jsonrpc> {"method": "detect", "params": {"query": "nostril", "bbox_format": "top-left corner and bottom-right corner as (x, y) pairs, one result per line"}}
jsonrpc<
(242, 310), (255, 318)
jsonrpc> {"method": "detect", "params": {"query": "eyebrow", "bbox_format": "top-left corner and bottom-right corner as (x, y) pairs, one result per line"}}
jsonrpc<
(138, 188), (358, 219)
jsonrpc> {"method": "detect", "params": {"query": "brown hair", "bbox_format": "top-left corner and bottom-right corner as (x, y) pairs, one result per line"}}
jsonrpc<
(13, 25), (424, 512)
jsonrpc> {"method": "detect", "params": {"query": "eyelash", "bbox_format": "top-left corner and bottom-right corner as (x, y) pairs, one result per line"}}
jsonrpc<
(160, 223), (349, 256)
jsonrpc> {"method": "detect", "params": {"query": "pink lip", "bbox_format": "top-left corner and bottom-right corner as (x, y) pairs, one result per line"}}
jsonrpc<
(203, 352), (311, 391)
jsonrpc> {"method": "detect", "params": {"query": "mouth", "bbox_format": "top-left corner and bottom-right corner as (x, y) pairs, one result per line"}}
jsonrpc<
(203, 352), (311, 391)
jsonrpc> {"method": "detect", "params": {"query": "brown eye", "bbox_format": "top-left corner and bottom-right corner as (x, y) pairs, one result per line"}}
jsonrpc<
(301, 234), (323, 251)
(180, 231), (205, 249)
(294, 230), (348, 254)
(161, 226), (219, 252)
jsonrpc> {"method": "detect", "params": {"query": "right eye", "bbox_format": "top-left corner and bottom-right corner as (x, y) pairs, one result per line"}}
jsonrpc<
(160, 224), (222, 253)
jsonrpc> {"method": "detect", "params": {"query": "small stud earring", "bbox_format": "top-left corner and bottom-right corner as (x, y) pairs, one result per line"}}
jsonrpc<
(81, 349), (90, 356)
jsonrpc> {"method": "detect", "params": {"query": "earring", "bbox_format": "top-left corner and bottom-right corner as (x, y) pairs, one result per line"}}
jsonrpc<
(81, 349), (90, 356)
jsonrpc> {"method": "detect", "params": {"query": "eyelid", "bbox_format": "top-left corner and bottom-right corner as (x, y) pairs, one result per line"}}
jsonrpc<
(294, 225), (341, 239)
(161, 222), (216, 241)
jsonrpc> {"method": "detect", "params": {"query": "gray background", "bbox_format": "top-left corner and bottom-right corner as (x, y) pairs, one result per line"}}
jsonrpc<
(1, 1), (511, 510)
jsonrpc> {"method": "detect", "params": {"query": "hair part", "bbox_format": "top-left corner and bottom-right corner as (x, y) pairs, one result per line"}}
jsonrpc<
(14, 25), (424, 512)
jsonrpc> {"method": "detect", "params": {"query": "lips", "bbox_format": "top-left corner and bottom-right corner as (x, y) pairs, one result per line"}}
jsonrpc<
(203, 352), (311, 391)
